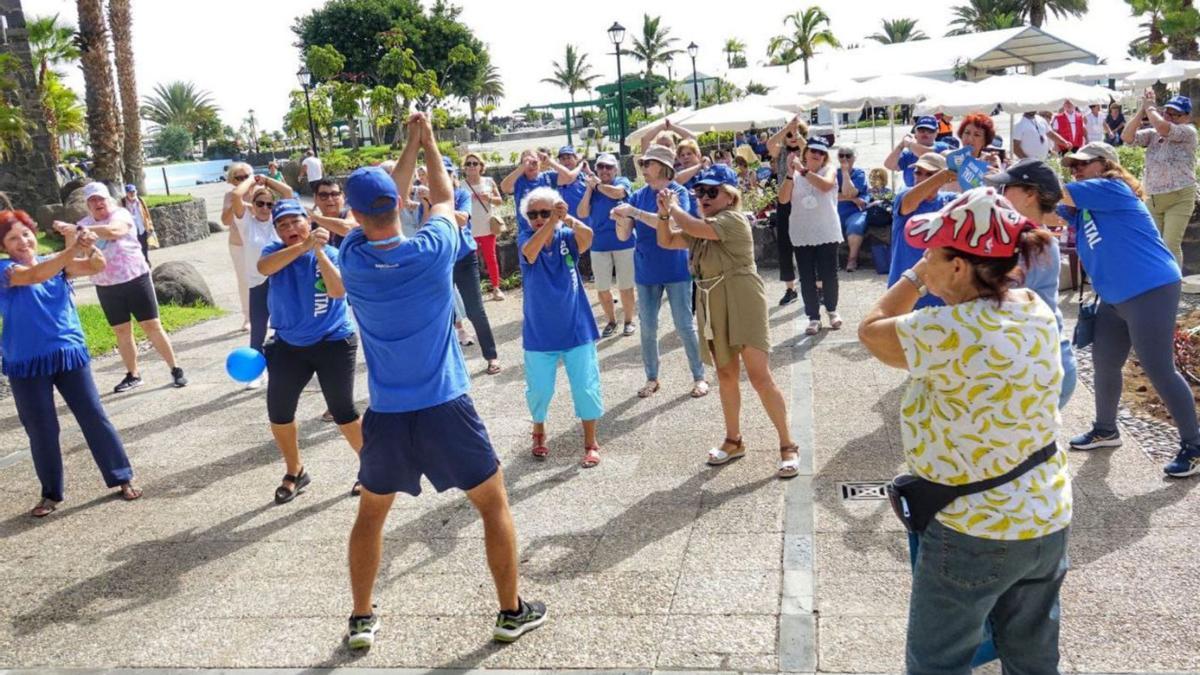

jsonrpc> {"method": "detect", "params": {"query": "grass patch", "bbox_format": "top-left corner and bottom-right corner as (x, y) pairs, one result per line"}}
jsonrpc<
(73, 303), (224, 355)
(36, 230), (64, 254)
(142, 194), (194, 208)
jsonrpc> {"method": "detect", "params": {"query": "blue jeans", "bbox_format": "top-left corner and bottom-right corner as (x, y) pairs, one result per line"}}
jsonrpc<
(907, 520), (1069, 675)
(10, 364), (134, 502)
(1059, 341), (1077, 410)
(636, 280), (705, 382)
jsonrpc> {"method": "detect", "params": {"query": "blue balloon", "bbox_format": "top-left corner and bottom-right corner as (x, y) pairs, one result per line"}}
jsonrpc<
(225, 347), (266, 383)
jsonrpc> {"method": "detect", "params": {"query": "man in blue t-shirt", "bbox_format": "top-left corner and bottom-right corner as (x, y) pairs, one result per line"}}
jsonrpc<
(338, 113), (546, 650)
(611, 144), (708, 399)
(546, 145), (590, 219)
(885, 116), (952, 187)
(577, 153), (635, 337)
(888, 152), (957, 309)
(257, 199), (362, 504)
(501, 150), (556, 233)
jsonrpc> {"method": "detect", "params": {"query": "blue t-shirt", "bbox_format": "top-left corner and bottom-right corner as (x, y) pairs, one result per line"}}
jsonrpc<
(0, 260), (89, 378)
(1059, 178), (1180, 303)
(518, 227), (600, 352)
(558, 174), (588, 220)
(417, 186), (472, 234)
(898, 141), (951, 187)
(682, 175), (702, 218)
(836, 168), (868, 223)
(629, 182), (693, 285)
(888, 188), (957, 309)
(261, 242), (355, 347)
(513, 170), (557, 233)
(587, 177), (634, 252)
(337, 216), (475, 413)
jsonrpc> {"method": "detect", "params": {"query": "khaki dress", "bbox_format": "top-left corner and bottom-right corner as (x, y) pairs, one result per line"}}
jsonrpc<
(686, 209), (771, 367)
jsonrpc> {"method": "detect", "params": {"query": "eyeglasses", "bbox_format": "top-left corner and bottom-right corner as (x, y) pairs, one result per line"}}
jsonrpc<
(316, 191), (342, 199)
(463, 161), (481, 167)
(525, 209), (553, 221)
(254, 200), (274, 209)
(693, 186), (722, 199)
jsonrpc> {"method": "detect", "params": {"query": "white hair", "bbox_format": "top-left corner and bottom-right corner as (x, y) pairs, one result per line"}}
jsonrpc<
(839, 146), (857, 157)
(379, 159), (397, 173)
(225, 161), (252, 182)
(519, 186), (564, 217)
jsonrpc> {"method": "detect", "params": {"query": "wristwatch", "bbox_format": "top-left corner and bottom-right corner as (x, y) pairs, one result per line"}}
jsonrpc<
(658, 212), (670, 221)
(901, 268), (928, 297)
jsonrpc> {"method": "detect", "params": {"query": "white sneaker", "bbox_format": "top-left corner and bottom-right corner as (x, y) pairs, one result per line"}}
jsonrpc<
(245, 374), (266, 389)
(828, 311), (843, 330)
(805, 320), (821, 336)
(457, 327), (475, 346)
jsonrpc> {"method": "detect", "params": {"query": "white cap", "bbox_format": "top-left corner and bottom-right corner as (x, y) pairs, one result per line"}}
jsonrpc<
(595, 153), (618, 167)
(82, 183), (110, 201)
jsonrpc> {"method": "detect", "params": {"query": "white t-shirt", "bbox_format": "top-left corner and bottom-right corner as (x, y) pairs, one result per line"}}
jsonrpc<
(464, 177), (497, 237)
(787, 167), (842, 247)
(301, 156), (324, 182)
(1012, 115), (1052, 160)
(236, 212), (281, 288)
(1084, 110), (1106, 142)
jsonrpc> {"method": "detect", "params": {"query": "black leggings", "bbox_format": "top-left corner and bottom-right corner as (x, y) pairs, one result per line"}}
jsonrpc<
(453, 254), (498, 361)
(774, 201), (795, 282)
(249, 281), (270, 353)
(794, 243), (839, 321)
(266, 335), (359, 425)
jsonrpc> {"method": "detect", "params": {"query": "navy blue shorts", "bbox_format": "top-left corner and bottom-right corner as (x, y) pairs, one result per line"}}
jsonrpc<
(358, 394), (499, 496)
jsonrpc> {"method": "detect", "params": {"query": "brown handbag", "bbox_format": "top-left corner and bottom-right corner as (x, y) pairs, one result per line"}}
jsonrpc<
(465, 178), (506, 237)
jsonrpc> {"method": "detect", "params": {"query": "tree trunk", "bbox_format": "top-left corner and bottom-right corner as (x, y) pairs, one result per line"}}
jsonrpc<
(108, 0), (143, 192)
(76, 0), (123, 186)
(802, 58), (810, 85)
(1029, 0), (1046, 27)
(392, 99), (409, 148)
(1167, 0), (1200, 111)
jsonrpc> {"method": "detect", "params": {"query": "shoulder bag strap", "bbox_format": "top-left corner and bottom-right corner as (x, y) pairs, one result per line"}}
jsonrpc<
(465, 179), (492, 215)
(951, 443), (1058, 498)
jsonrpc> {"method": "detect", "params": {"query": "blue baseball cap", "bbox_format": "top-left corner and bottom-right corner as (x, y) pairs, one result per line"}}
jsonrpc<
(124, 184), (137, 193)
(914, 116), (939, 131)
(1165, 95), (1192, 115)
(694, 164), (739, 187)
(805, 138), (830, 154)
(557, 145), (577, 157)
(441, 155), (458, 175)
(345, 167), (399, 215)
(271, 198), (307, 224)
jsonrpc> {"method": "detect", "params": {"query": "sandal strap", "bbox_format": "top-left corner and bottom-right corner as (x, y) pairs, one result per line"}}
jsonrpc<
(725, 437), (743, 447)
(282, 473), (298, 482)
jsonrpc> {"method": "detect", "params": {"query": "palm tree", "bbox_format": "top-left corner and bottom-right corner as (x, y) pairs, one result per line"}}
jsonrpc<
(1024, 0), (1089, 27)
(723, 38), (747, 68)
(868, 18), (930, 44)
(76, 0), (123, 184)
(27, 14), (80, 163)
(945, 0), (1024, 35)
(628, 14), (682, 80)
(768, 7), (841, 83)
(140, 81), (219, 134)
(1127, 0), (1169, 61)
(0, 55), (31, 163)
(108, 0), (143, 190)
(541, 45), (601, 108)
(464, 61), (503, 134)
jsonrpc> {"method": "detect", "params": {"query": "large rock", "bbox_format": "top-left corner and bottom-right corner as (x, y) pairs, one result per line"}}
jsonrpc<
(208, 220), (225, 233)
(152, 261), (214, 307)
(149, 198), (210, 247)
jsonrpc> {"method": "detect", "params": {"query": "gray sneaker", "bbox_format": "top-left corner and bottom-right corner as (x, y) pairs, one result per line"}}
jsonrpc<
(346, 611), (380, 651)
(493, 598), (547, 643)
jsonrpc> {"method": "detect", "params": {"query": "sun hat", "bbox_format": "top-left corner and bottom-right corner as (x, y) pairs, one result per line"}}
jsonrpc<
(905, 187), (1033, 259)
(914, 116), (939, 131)
(271, 199), (307, 224)
(82, 183), (110, 201)
(693, 165), (739, 187)
(983, 158), (1063, 201)
(1062, 141), (1118, 165)
(1164, 95), (1192, 115)
(639, 144), (676, 170)
(913, 152), (948, 173)
(345, 167), (399, 215)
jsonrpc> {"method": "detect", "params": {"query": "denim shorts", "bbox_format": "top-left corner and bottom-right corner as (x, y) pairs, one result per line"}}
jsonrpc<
(358, 394), (499, 496)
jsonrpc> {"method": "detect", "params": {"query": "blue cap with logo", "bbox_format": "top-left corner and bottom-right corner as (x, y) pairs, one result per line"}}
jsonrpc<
(694, 164), (739, 187)
(557, 145), (577, 157)
(1165, 95), (1192, 115)
(345, 167), (399, 215)
(805, 137), (831, 153)
(442, 155), (458, 175)
(914, 116), (939, 131)
(271, 198), (307, 224)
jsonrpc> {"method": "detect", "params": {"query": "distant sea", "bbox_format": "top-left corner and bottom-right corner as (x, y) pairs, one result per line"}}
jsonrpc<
(144, 158), (250, 193)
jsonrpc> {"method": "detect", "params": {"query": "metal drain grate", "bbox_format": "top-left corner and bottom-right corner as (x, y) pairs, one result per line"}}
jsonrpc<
(838, 481), (890, 501)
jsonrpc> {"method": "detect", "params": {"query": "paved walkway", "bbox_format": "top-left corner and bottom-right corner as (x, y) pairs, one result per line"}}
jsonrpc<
(1, 228), (1197, 672)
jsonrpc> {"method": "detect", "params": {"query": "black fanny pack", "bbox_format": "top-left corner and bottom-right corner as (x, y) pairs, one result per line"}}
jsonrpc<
(886, 443), (1058, 533)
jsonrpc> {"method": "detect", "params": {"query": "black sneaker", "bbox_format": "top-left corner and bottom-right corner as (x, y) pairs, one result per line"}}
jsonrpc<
(346, 610), (381, 651)
(601, 321), (618, 338)
(113, 373), (143, 393)
(779, 288), (798, 306)
(1069, 426), (1122, 451)
(171, 367), (188, 388)
(493, 598), (547, 643)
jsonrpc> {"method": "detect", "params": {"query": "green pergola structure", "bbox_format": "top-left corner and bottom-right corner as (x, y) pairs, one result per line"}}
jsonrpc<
(523, 98), (618, 148)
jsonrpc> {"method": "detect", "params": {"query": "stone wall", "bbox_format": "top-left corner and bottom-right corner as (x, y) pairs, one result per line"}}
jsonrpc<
(151, 198), (210, 247)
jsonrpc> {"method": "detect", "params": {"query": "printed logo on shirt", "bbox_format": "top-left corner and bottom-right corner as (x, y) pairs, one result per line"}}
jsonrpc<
(1081, 209), (1102, 248)
(313, 259), (329, 317)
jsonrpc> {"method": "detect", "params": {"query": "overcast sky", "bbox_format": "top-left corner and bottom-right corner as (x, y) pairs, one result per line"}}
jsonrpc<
(22, 0), (1144, 133)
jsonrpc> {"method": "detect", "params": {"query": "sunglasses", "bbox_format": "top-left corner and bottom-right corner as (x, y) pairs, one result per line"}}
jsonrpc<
(254, 200), (274, 208)
(838, 153), (853, 159)
(463, 161), (481, 167)
(693, 186), (722, 199)
(316, 191), (342, 199)
(234, 175), (250, 181)
(525, 209), (553, 221)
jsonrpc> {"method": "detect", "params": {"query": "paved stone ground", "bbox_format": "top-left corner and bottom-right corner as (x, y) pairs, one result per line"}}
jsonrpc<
(1, 223), (1198, 672)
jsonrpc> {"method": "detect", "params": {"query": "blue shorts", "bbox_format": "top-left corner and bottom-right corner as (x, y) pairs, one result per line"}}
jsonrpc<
(358, 394), (499, 497)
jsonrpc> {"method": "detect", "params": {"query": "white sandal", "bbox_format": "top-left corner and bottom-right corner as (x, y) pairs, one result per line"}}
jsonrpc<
(828, 311), (843, 330)
(805, 320), (821, 336)
(778, 444), (801, 479)
(706, 437), (746, 466)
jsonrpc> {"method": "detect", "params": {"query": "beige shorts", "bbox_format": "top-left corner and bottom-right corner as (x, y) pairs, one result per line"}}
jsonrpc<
(591, 248), (635, 291)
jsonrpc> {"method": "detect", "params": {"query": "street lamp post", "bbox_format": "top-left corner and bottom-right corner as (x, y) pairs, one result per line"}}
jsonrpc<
(608, 21), (629, 156)
(687, 42), (699, 108)
(296, 66), (320, 157)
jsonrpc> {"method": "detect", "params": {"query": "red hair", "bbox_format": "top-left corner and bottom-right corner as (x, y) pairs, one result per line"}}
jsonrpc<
(958, 113), (996, 147)
(0, 210), (36, 245)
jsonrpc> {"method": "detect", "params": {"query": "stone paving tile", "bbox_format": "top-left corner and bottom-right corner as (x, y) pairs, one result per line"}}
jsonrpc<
(816, 616), (908, 673)
(656, 614), (779, 671)
(671, 569), (782, 615)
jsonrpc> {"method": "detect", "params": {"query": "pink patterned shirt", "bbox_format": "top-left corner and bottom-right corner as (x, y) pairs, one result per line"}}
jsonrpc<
(78, 207), (149, 286)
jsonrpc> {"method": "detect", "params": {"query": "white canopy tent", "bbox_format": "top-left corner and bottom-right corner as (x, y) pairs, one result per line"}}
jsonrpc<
(674, 99), (794, 133)
(623, 107), (696, 147)
(915, 75), (1117, 116)
(1124, 60), (1200, 87)
(1041, 60), (1144, 82)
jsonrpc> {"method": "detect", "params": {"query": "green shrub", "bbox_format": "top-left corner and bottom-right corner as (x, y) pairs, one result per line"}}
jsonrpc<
(62, 149), (89, 162)
(155, 124), (194, 162)
(698, 131), (736, 147)
(142, 194), (194, 208)
(1118, 144), (1145, 180)
(481, 271), (522, 294)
